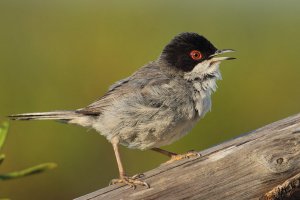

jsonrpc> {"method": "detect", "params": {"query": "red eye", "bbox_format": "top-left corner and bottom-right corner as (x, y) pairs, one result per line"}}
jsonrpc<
(190, 50), (202, 60)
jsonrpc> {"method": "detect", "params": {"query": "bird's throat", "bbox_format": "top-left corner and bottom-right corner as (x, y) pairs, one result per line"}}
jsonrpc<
(184, 68), (222, 117)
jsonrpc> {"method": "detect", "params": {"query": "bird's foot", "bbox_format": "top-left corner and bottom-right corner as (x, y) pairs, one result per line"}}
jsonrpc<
(166, 150), (201, 164)
(109, 173), (150, 189)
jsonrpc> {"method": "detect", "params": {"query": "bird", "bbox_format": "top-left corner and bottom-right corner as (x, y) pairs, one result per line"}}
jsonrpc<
(8, 32), (235, 189)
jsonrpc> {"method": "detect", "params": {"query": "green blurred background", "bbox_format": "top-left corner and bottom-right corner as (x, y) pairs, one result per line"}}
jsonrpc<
(0, 0), (300, 199)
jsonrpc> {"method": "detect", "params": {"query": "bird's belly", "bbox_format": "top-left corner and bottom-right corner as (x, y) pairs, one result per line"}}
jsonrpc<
(151, 117), (200, 148)
(92, 90), (200, 150)
(117, 116), (200, 150)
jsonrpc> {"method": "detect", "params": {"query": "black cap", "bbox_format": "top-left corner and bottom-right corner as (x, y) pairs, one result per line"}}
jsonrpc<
(161, 32), (218, 72)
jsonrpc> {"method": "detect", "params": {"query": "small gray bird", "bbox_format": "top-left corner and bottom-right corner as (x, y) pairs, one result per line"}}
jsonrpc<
(9, 32), (235, 188)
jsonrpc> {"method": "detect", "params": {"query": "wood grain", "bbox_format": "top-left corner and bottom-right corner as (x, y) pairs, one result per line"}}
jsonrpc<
(76, 113), (300, 200)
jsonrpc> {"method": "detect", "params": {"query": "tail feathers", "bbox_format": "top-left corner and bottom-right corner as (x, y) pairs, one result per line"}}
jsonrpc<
(8, 111), (79, 121)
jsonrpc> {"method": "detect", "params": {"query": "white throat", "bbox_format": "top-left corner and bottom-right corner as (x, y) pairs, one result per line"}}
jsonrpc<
(184, 61), (222, 117)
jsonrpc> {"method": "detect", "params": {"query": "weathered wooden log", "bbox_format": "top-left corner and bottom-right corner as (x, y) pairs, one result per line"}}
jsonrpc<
(76, 113), (300, 200)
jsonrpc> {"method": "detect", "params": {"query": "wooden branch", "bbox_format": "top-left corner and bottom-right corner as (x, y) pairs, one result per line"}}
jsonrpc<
(76, 113), (300, 200)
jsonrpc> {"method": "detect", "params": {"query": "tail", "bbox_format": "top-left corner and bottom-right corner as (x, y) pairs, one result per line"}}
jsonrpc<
(8, 110), (94, 127)
(8, 111), (81, 122)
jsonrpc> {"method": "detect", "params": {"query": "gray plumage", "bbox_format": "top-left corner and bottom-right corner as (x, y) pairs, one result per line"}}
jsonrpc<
(9, 59), (220, 150)
(9, 32), (234, 151)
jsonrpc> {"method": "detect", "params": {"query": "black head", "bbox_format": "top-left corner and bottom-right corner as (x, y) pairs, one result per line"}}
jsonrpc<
(160, 32), (218, 72)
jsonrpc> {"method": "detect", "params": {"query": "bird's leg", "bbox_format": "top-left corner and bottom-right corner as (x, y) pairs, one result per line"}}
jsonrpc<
(109, 138), (149, 189)
(151, 147), (200, 164)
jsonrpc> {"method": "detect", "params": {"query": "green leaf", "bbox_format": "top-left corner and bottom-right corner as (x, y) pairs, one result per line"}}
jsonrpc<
(0, 122), (9, 151)
(0, 154), (5, 165)
(0, 162), (57, 181)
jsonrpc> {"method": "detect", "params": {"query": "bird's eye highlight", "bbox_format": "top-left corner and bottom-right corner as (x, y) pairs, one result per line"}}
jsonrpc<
(190, 50), (202, 60)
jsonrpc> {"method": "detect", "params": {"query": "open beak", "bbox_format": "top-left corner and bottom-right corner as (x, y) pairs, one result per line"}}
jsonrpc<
(209, 49), (236, 62)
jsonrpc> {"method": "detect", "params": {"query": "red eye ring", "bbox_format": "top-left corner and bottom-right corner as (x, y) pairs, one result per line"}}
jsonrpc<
(190, 50), (202, 60)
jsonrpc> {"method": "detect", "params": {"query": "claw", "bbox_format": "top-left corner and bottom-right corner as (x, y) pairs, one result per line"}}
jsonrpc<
(109, 175), (150, 189)
(132, 173), (145, 179)
(165, 151), (201, 164)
